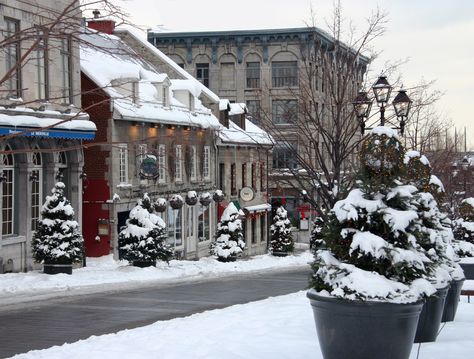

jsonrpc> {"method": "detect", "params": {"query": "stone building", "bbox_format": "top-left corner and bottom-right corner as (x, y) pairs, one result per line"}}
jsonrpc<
(148, 27), (367, 224)
(0, 0), (96, 272)
(81, 18), (272, 259)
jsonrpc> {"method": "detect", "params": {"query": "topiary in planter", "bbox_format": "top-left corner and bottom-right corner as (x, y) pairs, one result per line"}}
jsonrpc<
(118, 193), (173, 266)
(210, 202), (246, 262)
(32, 182), (83, 275)
(309, 127), (436, 359)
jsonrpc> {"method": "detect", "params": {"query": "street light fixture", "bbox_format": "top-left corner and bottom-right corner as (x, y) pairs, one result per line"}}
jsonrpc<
(352, 75), (412, 135)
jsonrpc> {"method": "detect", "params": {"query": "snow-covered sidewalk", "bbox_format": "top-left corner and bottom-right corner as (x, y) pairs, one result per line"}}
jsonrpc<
(0, 252), (312, 306)
(10, 291), (474, 359)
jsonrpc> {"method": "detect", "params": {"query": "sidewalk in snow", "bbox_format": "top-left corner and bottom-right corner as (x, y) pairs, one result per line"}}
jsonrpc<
(10, 291), (474, 359)
(0, 251), (313, 306)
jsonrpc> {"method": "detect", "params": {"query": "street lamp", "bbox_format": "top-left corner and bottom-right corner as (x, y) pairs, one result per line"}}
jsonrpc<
(352, 75), (412, 135)
(461, 156), (470, 193)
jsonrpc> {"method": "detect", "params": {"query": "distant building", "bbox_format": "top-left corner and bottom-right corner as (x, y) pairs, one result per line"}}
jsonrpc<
(0, 0), (96, 273)
(148, 27), (366, 224)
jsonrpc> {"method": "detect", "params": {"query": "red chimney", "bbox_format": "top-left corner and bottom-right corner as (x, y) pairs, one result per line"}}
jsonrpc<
(87, 10), (115, 34)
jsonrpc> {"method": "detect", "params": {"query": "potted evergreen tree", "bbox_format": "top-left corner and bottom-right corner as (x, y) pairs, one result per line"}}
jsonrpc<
(308, 128), (436, 359)
(118, 193), (173, 267)
(270, 206), (294, 256)
(453, 198), (474, 278)
(210, 203), (245, 262)
(32, 182), (83, 275)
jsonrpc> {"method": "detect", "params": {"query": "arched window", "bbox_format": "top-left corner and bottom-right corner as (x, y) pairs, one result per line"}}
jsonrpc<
(57, 151), (68, 186)
(2, 146), (15, 235)
(31, 149), (43, 231)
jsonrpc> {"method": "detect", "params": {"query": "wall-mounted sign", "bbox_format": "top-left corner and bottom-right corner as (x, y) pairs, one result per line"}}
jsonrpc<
(240, 187), (255, 202)
(139, 154), (159, 179)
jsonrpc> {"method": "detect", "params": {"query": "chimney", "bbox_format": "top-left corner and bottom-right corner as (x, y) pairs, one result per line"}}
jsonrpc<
(87, 10), (116, 34)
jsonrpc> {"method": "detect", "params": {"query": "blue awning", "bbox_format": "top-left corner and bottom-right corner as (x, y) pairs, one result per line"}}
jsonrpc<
(0, 126), (95, 140)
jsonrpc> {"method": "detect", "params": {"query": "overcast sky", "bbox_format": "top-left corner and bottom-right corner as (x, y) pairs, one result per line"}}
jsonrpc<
(118, 0), (474, 148)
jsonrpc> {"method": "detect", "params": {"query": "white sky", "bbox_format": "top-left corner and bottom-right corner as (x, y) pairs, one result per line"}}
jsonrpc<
(117, 0), (474, 148)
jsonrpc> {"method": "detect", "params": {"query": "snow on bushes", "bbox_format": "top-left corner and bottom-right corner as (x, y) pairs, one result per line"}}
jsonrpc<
(118, 193), (173, 264)
(453, 198), (474, 257)
(32, 182), (84, 264)
(270, 206), (294, 255)
(210, 203), (246, 262)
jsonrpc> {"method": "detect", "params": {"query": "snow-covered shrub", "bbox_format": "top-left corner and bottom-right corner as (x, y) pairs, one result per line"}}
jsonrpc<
(118, 193), (173, 264)
(154, 198), (167, 213)
(270, 206), (294, 255)
(199, 192), (212, 206)
(185, 191), (198, 206)
(32, 182), (84, 264)
(212, 189), (225, 203)
(453, 198), (474, 257)
(310, 127), (437, 303)
(169, 194), (184, 209)
(310, 213), (326, 251)
(210, 203), (246, 261)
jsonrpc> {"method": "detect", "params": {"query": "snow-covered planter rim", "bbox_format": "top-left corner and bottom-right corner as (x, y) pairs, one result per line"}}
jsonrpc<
(306, 288), (425, 305)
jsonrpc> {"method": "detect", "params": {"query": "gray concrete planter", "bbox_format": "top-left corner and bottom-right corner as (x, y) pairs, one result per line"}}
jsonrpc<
(442, 279), (465, 322)
(217, 255), (237, 263)
(460, 262), (474, 279)
(307, 290), (423, 359)
(414, 286), (449, 343)
(43, 262), (72, 275)
(271, 251), (290, 257)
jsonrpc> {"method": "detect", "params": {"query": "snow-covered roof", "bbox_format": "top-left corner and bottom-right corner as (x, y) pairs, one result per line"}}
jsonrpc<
(80, 30), (220, 129)
(243, 203), (271, 213)
(229, 103), (247, 116)
(218, 119), (273, 147)
(114, 26), (220, 104)
(219, 99), (230, 111)
(0, 106), (96, 139)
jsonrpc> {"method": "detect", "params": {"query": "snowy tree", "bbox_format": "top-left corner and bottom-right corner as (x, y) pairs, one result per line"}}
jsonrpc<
(210, 203), (246, 262)
(270, 206), (294, 255)
(32, 182), (83, 265)
(118, 193), (173, 265)
(452, 198), (474, 257)
(310, 127), (437, 302)
(310, 214), (326, 251)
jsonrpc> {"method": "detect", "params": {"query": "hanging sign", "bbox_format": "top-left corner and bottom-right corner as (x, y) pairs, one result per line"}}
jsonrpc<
(139, 154), (159, 179)
(240, 187), (255, 202)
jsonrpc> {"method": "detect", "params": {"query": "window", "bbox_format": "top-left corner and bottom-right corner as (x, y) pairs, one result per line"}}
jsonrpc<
(187, 206), (194, 238)
(272, 142), (298, 169)
(203, 146), (210, 180)
(196, 63), (209, 87)
(31, 151), (42, 231)
(138, 144), (147, 165)
(246, 100), (260, 125)
(251, 163), (256, 189)
(118, 144), (128, 183)
(158, 144), (166, 182)
(272, 99), (298, 125)
(231, 163), (236, 196)
(260, 215), (266, 242)
(251, 217), (257, 244)
(36, 28), (48, 100)
(60, 37), (72, 103)
(220, 62), (235, 90)
(162, 86), (169, 106)
(190, 146), (197, 180)
(272, 61), (297, 87)
(260, 162), (265, 191)
(241, 163), (247, 188)
(246, 62), (260, 88)
(167, 207), (183, 247)
(198, 205), (210, 242)
(2, 147), (14, 235)
(5, 18), (21, 98)
(219, 163), (225, 193)
(57, 152), (68, 188)
(175, 145), (183, 182)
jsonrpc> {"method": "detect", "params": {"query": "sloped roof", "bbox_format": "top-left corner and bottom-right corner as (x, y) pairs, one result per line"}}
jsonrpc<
(218, 118), (273, 147)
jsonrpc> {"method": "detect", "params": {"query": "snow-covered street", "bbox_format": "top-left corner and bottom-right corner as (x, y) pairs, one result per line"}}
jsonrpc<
(0, 251), (312, 305)
(9, 291), (474, 359)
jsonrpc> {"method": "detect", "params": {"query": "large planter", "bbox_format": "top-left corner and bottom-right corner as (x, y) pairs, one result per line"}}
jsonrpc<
(307, 290), (423, 359)
(414, 286), (449, 343)
(132, 260), (156, 268)
(217, 255), (237, 263)
(272, 251), (290, 257)
(43, 262), (73, 275)
(442, 279), (465, 322)
(460, 262), (474, 279)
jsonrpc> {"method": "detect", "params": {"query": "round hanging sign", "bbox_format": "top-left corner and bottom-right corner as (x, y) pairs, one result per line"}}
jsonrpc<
(139, 154), (159, 179)
(240, 187), (254, 202)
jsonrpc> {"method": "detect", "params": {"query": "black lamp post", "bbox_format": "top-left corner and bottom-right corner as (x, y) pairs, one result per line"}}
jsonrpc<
(461, 156), (470, 193)
(352, 75), (412, 135)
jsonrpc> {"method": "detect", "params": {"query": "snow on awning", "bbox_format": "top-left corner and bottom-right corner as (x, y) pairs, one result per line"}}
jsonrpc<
(243, 203), (272, 213)
(0, 126), (95, 139)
